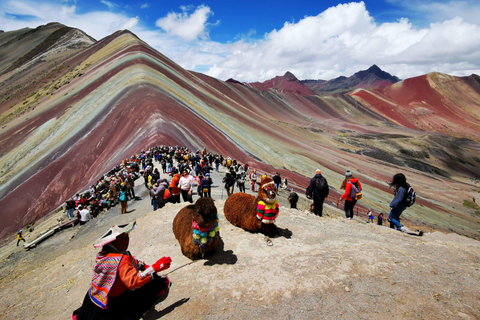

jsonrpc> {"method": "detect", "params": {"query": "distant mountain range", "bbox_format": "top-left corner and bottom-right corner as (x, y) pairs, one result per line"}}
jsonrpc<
(248, 65), (400, 96)
(1, 23), (480, 242)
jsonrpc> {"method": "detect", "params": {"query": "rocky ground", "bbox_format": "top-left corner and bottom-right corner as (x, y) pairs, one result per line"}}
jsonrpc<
(1, 164), (479, 320)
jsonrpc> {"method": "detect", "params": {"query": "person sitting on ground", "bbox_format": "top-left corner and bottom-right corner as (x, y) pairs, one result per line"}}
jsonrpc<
(72, 221), (172, 320)
(77, 205), (92, 225)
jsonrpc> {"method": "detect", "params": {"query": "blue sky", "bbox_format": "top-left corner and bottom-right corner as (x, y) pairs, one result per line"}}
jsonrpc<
(1, 0), (480, 82)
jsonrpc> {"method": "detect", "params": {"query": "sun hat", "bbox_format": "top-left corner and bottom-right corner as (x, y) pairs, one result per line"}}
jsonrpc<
(93, 221), (137, 248)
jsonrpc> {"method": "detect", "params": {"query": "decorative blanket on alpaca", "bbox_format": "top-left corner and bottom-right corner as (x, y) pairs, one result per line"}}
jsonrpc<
(192, 217), (219, 246)
(256, 200), (279, 223)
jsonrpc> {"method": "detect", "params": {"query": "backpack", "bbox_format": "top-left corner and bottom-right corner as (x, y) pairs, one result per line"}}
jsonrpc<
(315, 177), (328, 195)
(349, 181), (362, 200)
(404, 183), (416, 207)
(119, 191), (126, 202)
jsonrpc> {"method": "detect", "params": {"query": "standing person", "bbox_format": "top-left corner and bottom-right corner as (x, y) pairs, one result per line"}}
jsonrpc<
(339, 170), (362, 220)
(150, 182), (158, 211)
(179, 170), (194, 203)
(65, 198), (76, 219)
(143, 167), (151, 188)
(377, 212), (384, 226)
(388, 173), (409, 232)
(237, 169), (246, 193)
(72, 221), (172, 320)
(282, 178), (288, 190)
(16, 230), (25, 246)
(201, 173), (213, 198)
(273, 173), (282, 192)
(306, 169), (330, 217)
(196, 172), (204, 197)
(125, 174), (135, 201)
(367, 210), (374, 223)
(223, 170), (236, 197)
(169, 173), (181, 204)
(119, 187), (128, 214)
(249, 169), (257, 192)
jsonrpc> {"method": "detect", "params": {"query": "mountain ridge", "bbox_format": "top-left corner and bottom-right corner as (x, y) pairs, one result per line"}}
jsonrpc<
(0, 23), (479, 243)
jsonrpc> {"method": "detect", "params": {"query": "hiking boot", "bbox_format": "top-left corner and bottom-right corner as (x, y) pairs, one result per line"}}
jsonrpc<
(399, 226), (406, 232)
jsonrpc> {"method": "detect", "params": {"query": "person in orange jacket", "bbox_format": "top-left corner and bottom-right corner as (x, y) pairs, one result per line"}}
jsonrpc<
(169, 173), (182, 204)
(72, 221), (172, 320)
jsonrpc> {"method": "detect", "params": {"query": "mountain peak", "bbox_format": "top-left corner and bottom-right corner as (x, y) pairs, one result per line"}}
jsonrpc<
(283, 71), (297, 79)
(302, 65), (400, 95)
(249, 71), (315, 95)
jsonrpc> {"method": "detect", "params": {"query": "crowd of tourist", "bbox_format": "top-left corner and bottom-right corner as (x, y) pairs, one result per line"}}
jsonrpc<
(62, 144), (408, 232)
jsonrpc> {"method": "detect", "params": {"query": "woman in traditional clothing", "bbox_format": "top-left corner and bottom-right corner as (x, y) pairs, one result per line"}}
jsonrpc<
(72, 221), (172, 320)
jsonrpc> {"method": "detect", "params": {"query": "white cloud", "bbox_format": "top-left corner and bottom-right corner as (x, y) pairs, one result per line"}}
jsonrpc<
(155, 5), (212, 41)
(205, 1), (480, 81)
(140, 3), (149, 9)
(100, 0), (115, 10)
(0, 1), (479, 82)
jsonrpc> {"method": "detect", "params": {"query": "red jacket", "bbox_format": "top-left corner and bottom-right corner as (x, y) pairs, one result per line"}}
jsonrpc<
(341, 178), (362, 201)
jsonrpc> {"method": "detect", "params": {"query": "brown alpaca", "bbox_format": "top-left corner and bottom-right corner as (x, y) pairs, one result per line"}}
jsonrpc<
(224, 177), (279, 237)
(172, 197), (220, 260)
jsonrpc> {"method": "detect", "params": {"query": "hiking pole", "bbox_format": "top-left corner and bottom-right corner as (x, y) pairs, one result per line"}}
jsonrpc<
(221, 183), (224, 200)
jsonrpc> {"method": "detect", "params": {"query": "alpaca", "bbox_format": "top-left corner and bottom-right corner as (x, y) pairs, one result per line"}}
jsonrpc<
(223, 177), (279, 237)
(172, 197), (220, 260)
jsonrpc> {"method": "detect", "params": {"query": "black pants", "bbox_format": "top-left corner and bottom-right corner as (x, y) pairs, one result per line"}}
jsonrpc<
(73, 275), (168, 320)
(313, 197), (325, 216)
(344, 200), (357, 218)
(127, 188), (135, 200)
(181, 189), (193, 203)
(238, 183), (245, 193)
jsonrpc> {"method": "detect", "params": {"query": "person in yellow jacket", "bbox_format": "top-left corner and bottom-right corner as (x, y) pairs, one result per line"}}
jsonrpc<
(16, 230), (25, 246)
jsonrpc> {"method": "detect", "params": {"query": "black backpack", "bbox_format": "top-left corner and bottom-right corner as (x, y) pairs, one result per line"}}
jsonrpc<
(404, 183), (416, 207)
(315, 177), (328, 196)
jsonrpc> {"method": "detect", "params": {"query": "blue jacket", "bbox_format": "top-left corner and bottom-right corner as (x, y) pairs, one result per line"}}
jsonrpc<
(201, 177), (213, 189)
(390, 186), (406, 208)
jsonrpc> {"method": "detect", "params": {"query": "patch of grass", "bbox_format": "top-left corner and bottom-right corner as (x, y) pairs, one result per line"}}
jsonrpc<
(463, 200), (479, 209)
